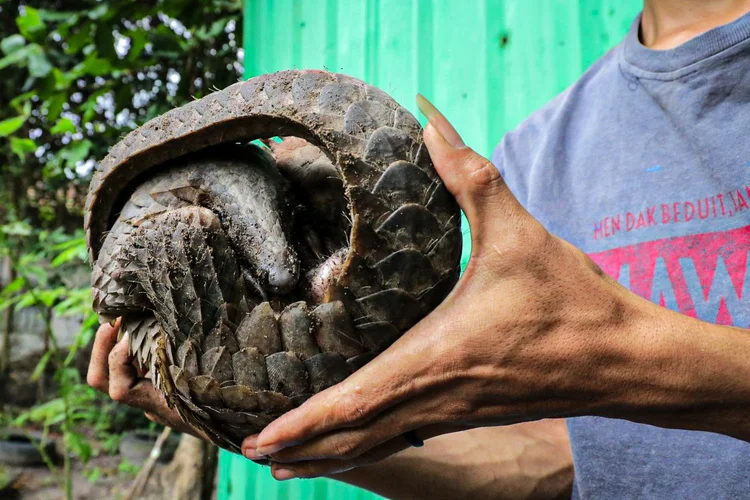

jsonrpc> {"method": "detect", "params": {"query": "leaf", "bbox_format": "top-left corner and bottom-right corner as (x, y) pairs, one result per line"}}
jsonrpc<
(51, 245), (85, 267)
(65, 24), (93, 54)
(0, 220), (32, 236)
(118, 458), (139, 475)
(31, 351), (52, 381)
(1, 277), (24, 297)
(0, 42), (35, 70)
(0, 116), (25, 137)
(195, 18), (229, 40)
(84, 467), (102, 483)
(52, 235), (86, 251)
(87, 4), (109, 20)
(61, 139), (92, 167)
(1, 34), (25, 55)
(52, 68), (73, 91)
(37, 10), (80, 23)
(64, 321), (95, 365)
(127, 29), (147, 61)
(14, 293), (38, 310)
(43, 93), (66, 122)
(66, 431), (93, 463)
(37, 288), (64, 307)
(94, 22), (117, 61)
(50, 118), (75, 135)
(23, 397), (65, 424)
(9, 137), (37, 160)
(10, 90), (35, 111)
(17, 7), (46, 39)
(80, 53), (112, 77)
(28, 49), (52, 78)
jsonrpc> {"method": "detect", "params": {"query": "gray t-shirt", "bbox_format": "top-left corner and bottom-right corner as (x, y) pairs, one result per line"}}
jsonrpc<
(492, 12), (750, 500)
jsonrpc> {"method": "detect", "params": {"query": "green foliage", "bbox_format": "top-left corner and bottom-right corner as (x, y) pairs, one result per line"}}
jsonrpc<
(118, 457), (140, 476)
(0, 466), (9, 490)
(0, 0), (243, 231)
(0, 116), (26, 137)
(0, 1), (243, 498)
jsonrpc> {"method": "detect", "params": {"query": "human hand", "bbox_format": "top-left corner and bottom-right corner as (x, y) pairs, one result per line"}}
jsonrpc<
(241, 94), (657, 480)
(87, 319), (207, 439)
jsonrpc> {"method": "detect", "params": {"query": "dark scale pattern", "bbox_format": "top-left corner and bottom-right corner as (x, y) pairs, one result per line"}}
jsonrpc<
(85, 70), (461, 453)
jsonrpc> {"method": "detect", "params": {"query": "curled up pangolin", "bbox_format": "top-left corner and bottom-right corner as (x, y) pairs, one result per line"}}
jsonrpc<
(86, 70), (462, 453)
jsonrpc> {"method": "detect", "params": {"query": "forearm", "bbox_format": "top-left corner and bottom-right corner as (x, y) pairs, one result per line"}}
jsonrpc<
(599, 293), (750, 441)
(332, 420), (573, 500)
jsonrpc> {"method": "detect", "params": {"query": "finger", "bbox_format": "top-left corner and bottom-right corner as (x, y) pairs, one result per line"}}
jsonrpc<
(107, 333), (164, 414)
(262, 398), (465, 464)
(105, 334), (210, 441)
(254, 331), (440, 456)
(87, 318), (121, 392)
(268, 422), (467, 479)
(416, 94), (466, 150)
(268, 437), (412, 480)
(416, 95), (525, 230)
(261, 399), (429, 463)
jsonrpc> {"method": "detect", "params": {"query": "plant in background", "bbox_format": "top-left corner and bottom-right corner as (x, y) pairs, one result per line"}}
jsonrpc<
(0, 1), (242, 498)
(1, 227), (98, 498)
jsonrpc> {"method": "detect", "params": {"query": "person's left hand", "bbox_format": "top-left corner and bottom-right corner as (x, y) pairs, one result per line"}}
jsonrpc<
(240, 95), (661, 481)
(87, 319), (209, 439)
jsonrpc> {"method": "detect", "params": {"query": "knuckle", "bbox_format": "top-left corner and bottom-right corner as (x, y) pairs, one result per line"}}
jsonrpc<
(86, 372), (104, 391)
(292, 466), (321, 479)
(465, 156), (501, 189)
(337, 394), (373, 427)
(445, 397), (477, 420)
(108, 384), (129, 403)
(332, 434), (361, 460)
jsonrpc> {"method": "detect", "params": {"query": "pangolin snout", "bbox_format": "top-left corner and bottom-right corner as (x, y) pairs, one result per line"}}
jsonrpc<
(267, 263), (299, 295)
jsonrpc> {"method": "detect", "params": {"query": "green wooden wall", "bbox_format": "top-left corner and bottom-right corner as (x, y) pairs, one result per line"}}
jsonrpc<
(218, 1), (642, 499)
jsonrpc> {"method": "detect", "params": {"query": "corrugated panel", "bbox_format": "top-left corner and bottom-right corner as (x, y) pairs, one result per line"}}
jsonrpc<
(219, 1), (641, 499)
(243, 0), (639, 157)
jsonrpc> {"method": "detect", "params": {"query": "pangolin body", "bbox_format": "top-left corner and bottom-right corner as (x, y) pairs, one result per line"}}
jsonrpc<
(86, 70), (462, 453)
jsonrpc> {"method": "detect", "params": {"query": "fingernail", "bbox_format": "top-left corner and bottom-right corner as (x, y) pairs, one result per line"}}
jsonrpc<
(243, 434), (258, 447)
(255, 443), (284, 456)
(243, 447), (264, 460)
(273, 468), (297, 481)
(416, 94), (465, 149)
(242, 435), (261, 459)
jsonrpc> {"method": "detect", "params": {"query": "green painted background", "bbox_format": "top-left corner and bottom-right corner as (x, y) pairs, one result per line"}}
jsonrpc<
(218, 1), (642, 498)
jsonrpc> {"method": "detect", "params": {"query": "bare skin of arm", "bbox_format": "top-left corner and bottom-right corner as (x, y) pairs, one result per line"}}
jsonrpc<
(87, 322), (573, 499)
(333, 422), (573, 500)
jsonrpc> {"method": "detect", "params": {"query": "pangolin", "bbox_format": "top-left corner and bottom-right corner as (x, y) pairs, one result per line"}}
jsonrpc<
(85, 70), (462, 453)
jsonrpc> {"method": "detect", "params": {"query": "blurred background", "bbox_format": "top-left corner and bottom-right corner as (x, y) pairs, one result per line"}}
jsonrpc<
(0, 0), (639, 498)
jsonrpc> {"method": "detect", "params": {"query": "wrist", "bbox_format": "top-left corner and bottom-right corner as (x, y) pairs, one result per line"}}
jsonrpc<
(597, 294), (750, 440)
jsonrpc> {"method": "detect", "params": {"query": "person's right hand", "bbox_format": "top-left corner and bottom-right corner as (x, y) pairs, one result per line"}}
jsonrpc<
(86, 319), (208, 440)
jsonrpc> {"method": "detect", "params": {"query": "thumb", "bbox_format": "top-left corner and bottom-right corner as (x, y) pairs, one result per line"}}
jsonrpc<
(416, 95), (525, 231)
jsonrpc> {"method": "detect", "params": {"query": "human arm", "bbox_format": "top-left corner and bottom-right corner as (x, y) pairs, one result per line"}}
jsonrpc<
(86, 322), (574, 499)
(241, 95), (750, 480)
(331, 421), (573, 500)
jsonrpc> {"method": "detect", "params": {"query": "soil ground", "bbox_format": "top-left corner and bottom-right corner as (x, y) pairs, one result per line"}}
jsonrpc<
(2, 454), (171, 499)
